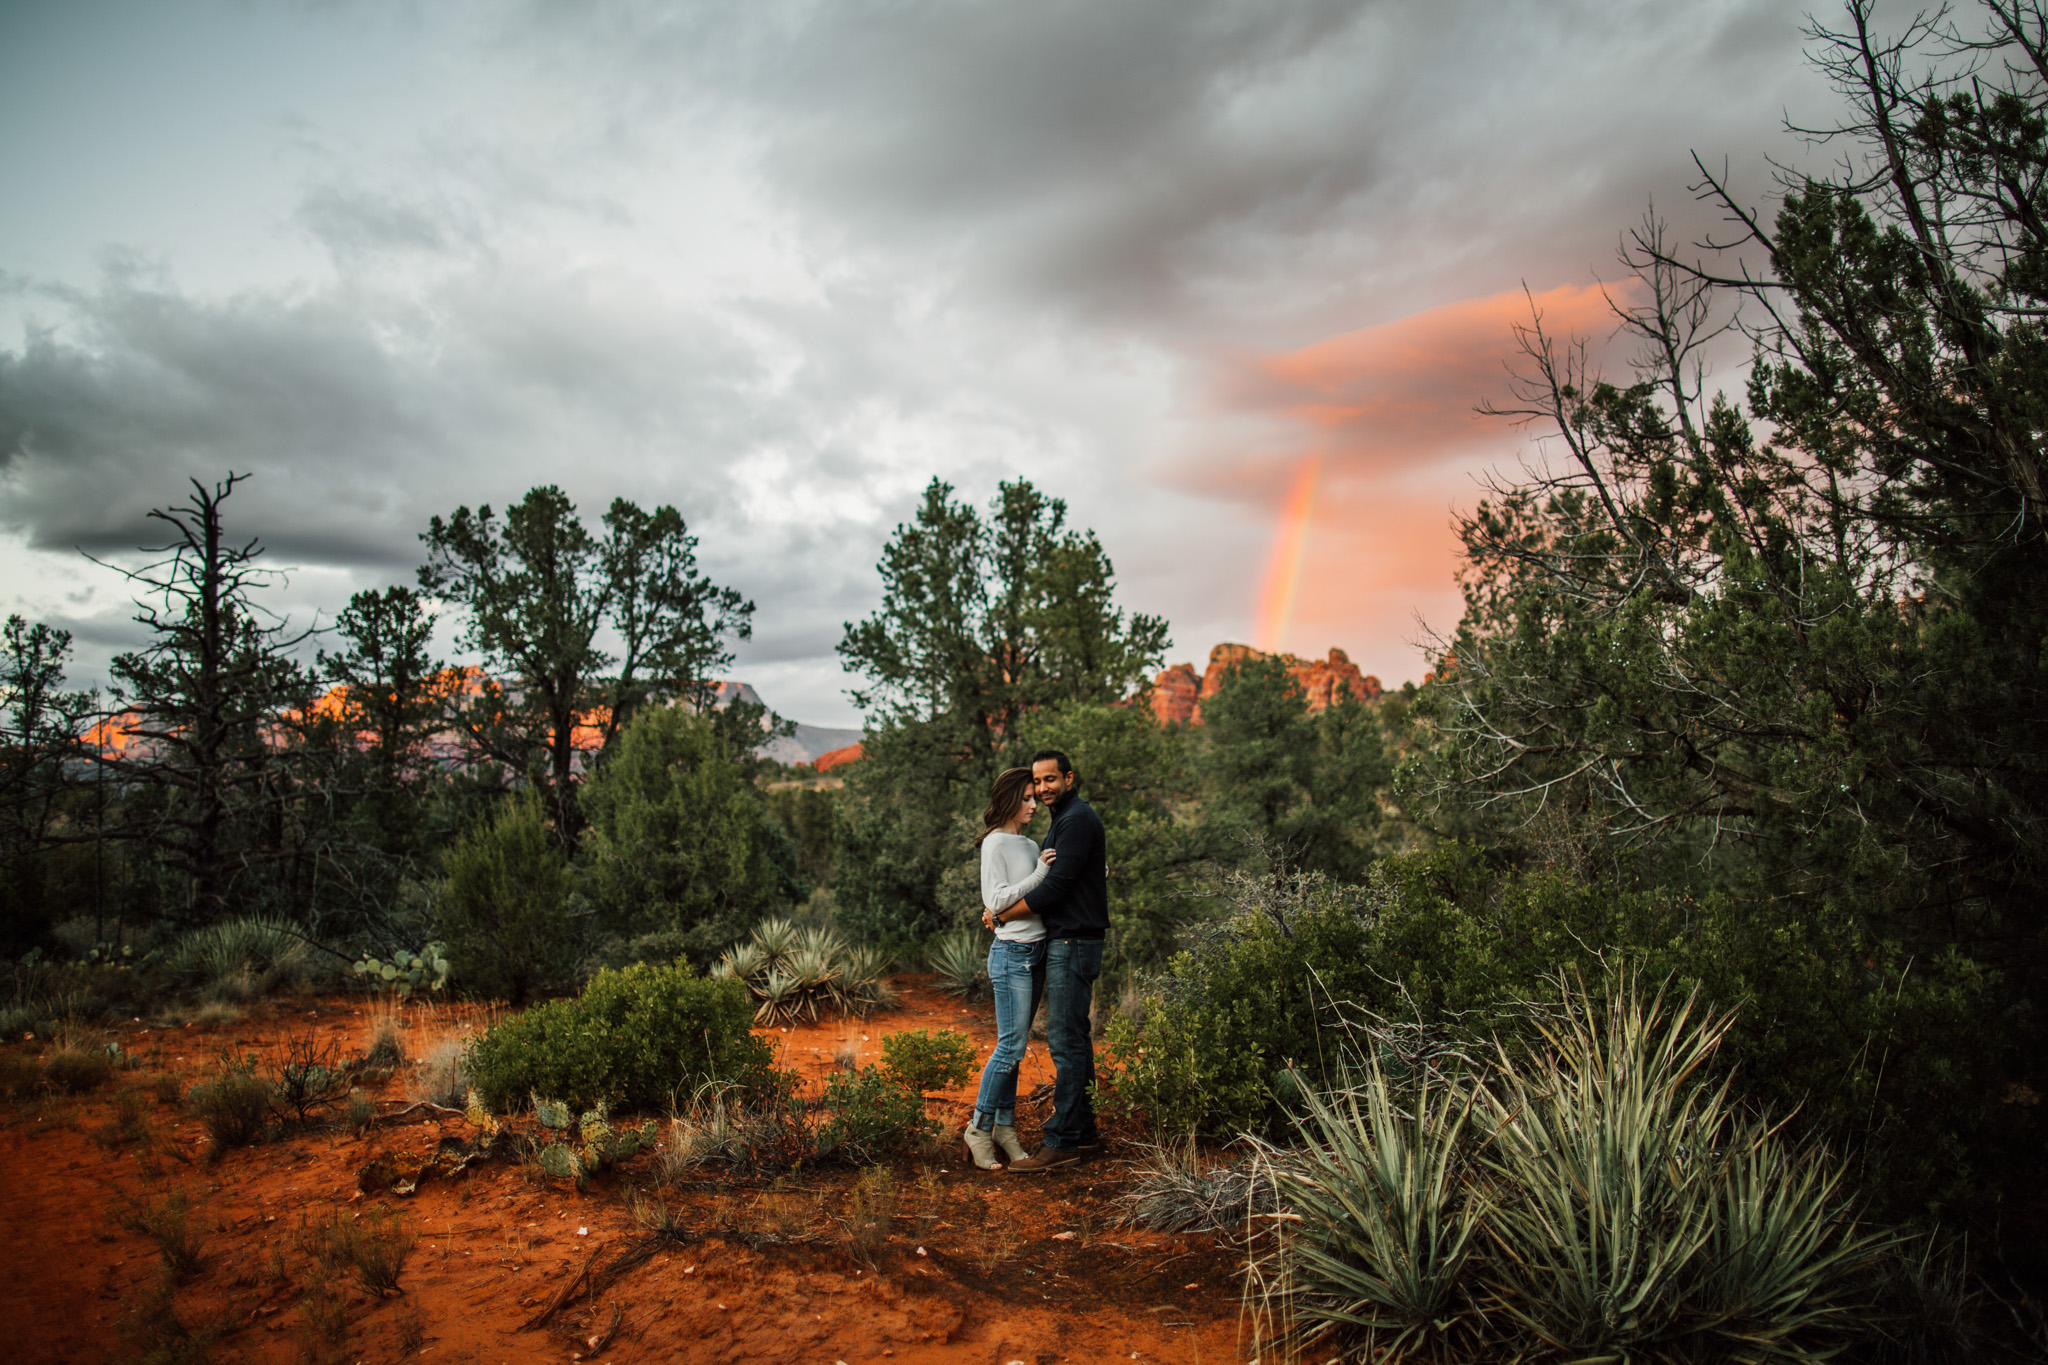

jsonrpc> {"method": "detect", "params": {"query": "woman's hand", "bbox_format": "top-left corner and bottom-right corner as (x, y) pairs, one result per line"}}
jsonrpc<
(981, 908), (997, 930)
(1039, 847), (1058, 865)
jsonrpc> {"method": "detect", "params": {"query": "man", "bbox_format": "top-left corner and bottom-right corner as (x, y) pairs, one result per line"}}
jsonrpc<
(1002, 748), (1106, 1173)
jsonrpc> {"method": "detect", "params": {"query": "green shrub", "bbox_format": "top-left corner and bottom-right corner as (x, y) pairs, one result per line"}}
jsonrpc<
(1105, 844), (2013, 1232)
(465, 961), (771, 1113)
(187, 1058), (272, 1152)
(42, 1045), (113, 1094)
(815, 1065), (935, 1163)
(437, 791), (576, 1004)
(880, 1028), (975, 1096)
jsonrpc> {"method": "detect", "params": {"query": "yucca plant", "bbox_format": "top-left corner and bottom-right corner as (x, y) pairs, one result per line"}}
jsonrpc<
(717, 921), (895, 1022)
(752, 970), (799, 1026)
(925, 929), (986, 1000)
(1693, 1125), (1886, 1358)
(839, 945), (897, 1017)
(1251, 971), (1893, 1365)
(168, 917), (309, 992)
(751, 917), (799, 961)
(1251, 1056), (1487, 1363)
(1477, 979), (1733, 1359)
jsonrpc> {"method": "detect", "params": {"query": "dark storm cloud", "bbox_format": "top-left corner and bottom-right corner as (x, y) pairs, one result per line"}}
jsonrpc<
(521, 0), (1815, 340)
(0, 246), (776, 568)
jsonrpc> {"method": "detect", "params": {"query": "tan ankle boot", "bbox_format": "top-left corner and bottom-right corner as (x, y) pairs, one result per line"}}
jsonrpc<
(963, 1122), (1003, 1170)
(991, 1124), (1028, 1163)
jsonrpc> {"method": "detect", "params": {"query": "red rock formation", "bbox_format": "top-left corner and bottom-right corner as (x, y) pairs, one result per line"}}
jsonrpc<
(1148, 663), (1203, 725)
(812, 743), (864, 772)
(1146, 644), (1381, 725)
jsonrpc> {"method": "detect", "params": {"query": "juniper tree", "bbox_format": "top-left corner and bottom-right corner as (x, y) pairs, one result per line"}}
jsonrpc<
(418, 486), (753, 842)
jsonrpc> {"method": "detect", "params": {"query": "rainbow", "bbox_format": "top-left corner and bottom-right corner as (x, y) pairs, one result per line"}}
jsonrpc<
(1255, 452), (1322, 653)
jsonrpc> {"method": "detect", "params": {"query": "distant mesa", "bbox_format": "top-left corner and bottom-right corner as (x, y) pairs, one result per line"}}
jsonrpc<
(1148, 644), (1381, 726)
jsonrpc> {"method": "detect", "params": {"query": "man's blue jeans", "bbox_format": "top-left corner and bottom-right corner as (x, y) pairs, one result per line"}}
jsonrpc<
(1042, 936), (1103, 1151)
(971, 938), (1045, 1130)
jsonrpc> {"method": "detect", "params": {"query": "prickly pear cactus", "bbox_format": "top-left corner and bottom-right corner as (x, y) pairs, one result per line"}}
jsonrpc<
(353, 941), (452, 999)
(610, 1120), (657, 1161)
(531, 1094), (573, 1130)
(464, 1092), (500, 1150)
(536, 1142), (585, 1182)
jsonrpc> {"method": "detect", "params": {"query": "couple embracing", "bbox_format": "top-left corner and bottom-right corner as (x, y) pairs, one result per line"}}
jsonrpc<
(962, 750), (1106, 1174)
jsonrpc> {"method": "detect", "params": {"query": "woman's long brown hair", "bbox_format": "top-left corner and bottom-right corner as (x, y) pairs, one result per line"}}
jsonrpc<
(976, 767), (1035, 849)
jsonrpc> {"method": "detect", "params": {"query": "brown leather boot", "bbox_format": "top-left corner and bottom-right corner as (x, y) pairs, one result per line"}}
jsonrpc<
(1007, 1146), (1079, 1174)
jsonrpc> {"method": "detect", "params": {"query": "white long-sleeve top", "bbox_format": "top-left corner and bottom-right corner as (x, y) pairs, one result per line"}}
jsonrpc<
(980, 832), (1048, 943)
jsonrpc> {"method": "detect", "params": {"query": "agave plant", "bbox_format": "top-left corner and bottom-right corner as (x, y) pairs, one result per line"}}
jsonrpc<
(712, 942), (768, 982)
(798, 924), (847, 960)
(925, 929), (986, 1000)
(784, 946), (843, 1021)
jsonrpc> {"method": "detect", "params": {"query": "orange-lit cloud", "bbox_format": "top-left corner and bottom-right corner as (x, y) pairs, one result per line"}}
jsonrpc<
(1177, 282), (1628, 670)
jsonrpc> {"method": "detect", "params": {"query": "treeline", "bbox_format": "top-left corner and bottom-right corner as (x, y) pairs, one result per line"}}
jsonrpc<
(0, 476), (790, 996)
(0, 471), (1408, 994)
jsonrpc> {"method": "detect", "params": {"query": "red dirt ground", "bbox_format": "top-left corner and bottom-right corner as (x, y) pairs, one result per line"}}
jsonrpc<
(1, 978), (1251, 1364)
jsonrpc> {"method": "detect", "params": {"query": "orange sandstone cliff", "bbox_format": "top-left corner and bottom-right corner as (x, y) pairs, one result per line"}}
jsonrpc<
(1148, 644), (1381, 726)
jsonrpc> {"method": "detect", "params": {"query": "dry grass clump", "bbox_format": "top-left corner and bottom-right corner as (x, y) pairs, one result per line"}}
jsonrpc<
(662, 1081), (810, 1176)
(299, 1206), (417, 1295)
(114, 1272), (225, 1365)
(189, 1000), (244, 1028)
(187, 1057), (272, 1152)
(92, 1085), (156, 1151)
(108, 1186), (206, 1281)
(841, 1166), (896, 1265)
(43, 1028), (116, 1094)
(406, 1038), (466, 1108)
(1117, 1139), (1289, 1233)
(365, 999), (405, 1068)
(0, 1049), (42, 1098)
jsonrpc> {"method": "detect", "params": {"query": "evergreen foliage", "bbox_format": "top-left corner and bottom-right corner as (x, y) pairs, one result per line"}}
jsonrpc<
(579, 705), (786, 959)
(1410, 0), (2048, 1248)
(435, 791), (575, 1004)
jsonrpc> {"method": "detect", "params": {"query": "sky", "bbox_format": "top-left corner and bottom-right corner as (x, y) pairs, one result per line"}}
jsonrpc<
(0, 0), (1839, 728)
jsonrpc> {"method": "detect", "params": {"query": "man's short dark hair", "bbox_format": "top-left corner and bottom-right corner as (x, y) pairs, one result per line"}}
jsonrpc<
(1030, 749), (1079, 792)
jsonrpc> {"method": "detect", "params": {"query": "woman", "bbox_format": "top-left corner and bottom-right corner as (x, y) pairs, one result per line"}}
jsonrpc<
(963, 766), (1057, 1171)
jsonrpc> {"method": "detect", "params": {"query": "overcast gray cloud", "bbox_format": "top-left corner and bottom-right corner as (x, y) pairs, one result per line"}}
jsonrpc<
(0, 0), (1856, 725)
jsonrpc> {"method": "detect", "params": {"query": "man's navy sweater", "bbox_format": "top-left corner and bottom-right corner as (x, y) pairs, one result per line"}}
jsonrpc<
(1030, 791), (1108, 940)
